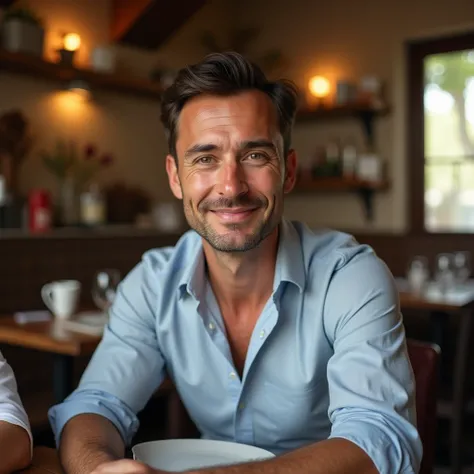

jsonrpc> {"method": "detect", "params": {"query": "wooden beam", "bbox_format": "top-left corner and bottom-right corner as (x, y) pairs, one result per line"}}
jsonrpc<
(117, 0), (207, 50)
(110, 0), (153, 42)
(0, 0), (18, 7)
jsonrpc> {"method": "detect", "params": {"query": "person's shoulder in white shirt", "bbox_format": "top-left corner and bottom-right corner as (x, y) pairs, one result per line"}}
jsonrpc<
(0, 350), (32, 473)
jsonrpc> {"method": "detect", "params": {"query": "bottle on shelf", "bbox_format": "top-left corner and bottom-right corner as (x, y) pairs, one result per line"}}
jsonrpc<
(80, 182), (106, 227)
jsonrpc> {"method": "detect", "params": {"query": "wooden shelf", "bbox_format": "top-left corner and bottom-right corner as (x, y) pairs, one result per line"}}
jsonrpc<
(295, 104), (390, 146)
(296, 104), (389, 122)
(293, 176), (389, 220)
(294, 176), (389, 192)
(0, 49), (162, 99)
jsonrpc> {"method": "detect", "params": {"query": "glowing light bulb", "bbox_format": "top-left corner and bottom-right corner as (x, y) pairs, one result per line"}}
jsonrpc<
(308, 76), (330, 98)
(63, 33), (81, 52)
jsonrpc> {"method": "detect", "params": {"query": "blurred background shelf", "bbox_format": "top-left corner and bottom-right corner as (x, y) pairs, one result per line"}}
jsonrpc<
(293, 176), (390, 221)
(296, 104), (390, 122)
(293, 176), (389, 193)
(0, 48), (162, 99)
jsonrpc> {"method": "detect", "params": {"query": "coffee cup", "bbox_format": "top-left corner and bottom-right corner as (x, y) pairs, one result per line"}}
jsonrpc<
(41, 280), (81, 320)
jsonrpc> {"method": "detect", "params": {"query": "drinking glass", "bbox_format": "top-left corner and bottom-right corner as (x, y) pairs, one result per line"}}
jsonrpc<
(434, 253), (455, 293)
(92, 269), (121, 312)
(406, 256), (429, 295)
(453, 251), (471, 285)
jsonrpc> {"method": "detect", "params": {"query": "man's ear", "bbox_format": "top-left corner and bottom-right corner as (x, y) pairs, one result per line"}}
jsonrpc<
(166, 155), (183, 199)
(283, 149), (297, 193)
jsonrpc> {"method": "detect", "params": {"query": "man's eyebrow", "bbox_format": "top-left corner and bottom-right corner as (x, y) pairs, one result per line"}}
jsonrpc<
(184, 143), (219, 158)
(183, 139), (277, 159)
(239, 139), (276, 152)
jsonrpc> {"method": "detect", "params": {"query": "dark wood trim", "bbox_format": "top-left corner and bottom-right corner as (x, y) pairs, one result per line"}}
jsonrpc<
(118, 0), (207, 50)
(110, 0), (153, 42)
(353, 232), (474, 277)
(406, 30), (474, 235)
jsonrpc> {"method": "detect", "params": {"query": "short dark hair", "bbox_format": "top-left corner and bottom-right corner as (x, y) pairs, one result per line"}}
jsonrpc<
(160, 52), (299, 160)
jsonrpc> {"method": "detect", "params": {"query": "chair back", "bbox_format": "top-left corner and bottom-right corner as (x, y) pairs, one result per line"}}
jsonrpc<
(407, 339), (440, 474)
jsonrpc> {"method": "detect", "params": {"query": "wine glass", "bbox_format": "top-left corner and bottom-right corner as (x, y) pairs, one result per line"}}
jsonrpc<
(453, 251), (471, 286)
(406, 256), (429, 295)
(434, 253), (455, 294)
(91, 269), (121, 313)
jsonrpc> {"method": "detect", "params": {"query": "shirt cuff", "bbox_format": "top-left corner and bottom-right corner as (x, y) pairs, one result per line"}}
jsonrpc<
(0, 415), (33, 459)
(329, 419), (419, 474)
(48, 390), (140, 447)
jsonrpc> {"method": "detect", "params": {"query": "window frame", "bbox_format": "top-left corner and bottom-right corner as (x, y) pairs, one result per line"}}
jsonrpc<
(407, 31), (474, 235)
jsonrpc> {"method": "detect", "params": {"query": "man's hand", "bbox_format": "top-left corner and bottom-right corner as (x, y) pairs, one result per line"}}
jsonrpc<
(91, 459), (170, 474)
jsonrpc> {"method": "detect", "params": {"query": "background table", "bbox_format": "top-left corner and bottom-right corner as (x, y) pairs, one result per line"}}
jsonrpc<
(0, 315), (101, 403)
(399, 283), (474, 474)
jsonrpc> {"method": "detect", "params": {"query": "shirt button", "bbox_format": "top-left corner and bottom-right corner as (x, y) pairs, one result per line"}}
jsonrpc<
(259, 330), (266, 339)
(238, 402), (245, 410)
(208, 322), (215, 331)
(229, 372), (237, 380)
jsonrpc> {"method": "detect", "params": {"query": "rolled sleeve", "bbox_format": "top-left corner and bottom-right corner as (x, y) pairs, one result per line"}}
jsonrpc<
(325, 251), (422, 473)
(48, 259), (166, 446)
(48, 390), (139, 446)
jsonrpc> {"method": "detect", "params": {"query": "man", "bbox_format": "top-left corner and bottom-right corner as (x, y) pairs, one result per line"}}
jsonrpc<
(0, 351), (32, 473)
(49, 52), (421, 474)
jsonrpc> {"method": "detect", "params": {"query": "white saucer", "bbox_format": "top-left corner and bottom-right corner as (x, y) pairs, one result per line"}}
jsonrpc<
(132, 439), (274, 472)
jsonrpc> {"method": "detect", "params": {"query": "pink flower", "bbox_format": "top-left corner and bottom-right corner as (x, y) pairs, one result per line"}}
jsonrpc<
(100, 154), (113, 166)
(84, 144), (95, 159)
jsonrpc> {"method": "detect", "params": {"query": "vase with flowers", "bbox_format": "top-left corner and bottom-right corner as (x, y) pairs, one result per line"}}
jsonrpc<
(40, 139), (78, 225)
(75, 144), (113, 226)
(41, 140), (113, 226)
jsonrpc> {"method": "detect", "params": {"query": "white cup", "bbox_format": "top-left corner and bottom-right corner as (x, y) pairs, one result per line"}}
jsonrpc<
(41, 280), (81, 320)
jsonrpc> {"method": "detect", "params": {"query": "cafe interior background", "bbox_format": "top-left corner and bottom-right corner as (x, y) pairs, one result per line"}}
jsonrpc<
(0, 0), (473, 472)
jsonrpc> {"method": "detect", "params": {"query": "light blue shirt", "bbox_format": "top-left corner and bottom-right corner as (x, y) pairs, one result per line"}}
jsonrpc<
(49, 219), (421, 473)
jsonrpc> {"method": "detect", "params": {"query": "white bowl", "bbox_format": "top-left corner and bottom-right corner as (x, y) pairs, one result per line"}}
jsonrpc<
(132, 439), (275, 472)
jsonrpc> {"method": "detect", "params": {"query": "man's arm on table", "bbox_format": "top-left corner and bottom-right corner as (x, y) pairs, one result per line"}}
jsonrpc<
(89, 252), (422, 474)
(0, 420), (31, 474)
(48, 261), (167, 474)
(58, 414), (124, 474)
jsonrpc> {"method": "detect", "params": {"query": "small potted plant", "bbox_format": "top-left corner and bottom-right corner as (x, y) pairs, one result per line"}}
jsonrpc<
(1, 6), (44, 57)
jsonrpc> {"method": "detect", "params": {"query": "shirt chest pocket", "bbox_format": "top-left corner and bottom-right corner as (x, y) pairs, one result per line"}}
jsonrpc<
(251, 379), (331, 451)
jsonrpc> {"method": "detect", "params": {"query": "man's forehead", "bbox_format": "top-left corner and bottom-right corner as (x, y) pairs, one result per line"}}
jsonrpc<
(181, 92), (276, 125)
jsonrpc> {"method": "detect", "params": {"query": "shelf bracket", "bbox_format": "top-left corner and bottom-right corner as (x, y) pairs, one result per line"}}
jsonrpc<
(357, 188), (375, 221)
(357, 110), (376, 148)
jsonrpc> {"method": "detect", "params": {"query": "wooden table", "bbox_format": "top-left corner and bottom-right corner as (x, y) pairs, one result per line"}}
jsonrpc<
(0, 315), (187, 439)
(0, 315), (101, 402)
(19, 447), (62, 474)
(399, 283), (474, 474)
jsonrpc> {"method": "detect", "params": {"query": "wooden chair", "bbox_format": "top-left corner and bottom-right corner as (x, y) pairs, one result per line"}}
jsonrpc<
(407, 338), (441, 474)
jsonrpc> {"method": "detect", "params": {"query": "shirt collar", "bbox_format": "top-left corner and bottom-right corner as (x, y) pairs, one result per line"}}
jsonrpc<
(273, 218), (305, 294)
(177, 241), (206, 300)
(177, 218), (306, 300)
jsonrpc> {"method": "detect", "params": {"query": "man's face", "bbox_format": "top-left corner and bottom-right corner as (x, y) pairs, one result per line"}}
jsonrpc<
(166, 90), (297, 253)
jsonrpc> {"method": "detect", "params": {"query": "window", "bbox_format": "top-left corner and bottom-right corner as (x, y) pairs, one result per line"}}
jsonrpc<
(408, 32), (474, 233)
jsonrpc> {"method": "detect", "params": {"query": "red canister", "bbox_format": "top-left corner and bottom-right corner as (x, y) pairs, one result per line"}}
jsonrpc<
(28, 189), (52, 233)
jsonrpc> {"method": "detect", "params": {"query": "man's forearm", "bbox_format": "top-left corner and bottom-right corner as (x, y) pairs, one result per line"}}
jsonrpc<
(59, 413), (125, 474)
(0, 421), (31, 474)
(194, 438), (378, 474)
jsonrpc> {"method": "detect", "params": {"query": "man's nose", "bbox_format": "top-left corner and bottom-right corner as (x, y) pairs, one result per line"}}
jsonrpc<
(215, 161), (248, 197)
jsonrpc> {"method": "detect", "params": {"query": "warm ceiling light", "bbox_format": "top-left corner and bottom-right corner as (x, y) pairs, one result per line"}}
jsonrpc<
(308, 76), (331, 98)
(63, 33), (81, 52)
